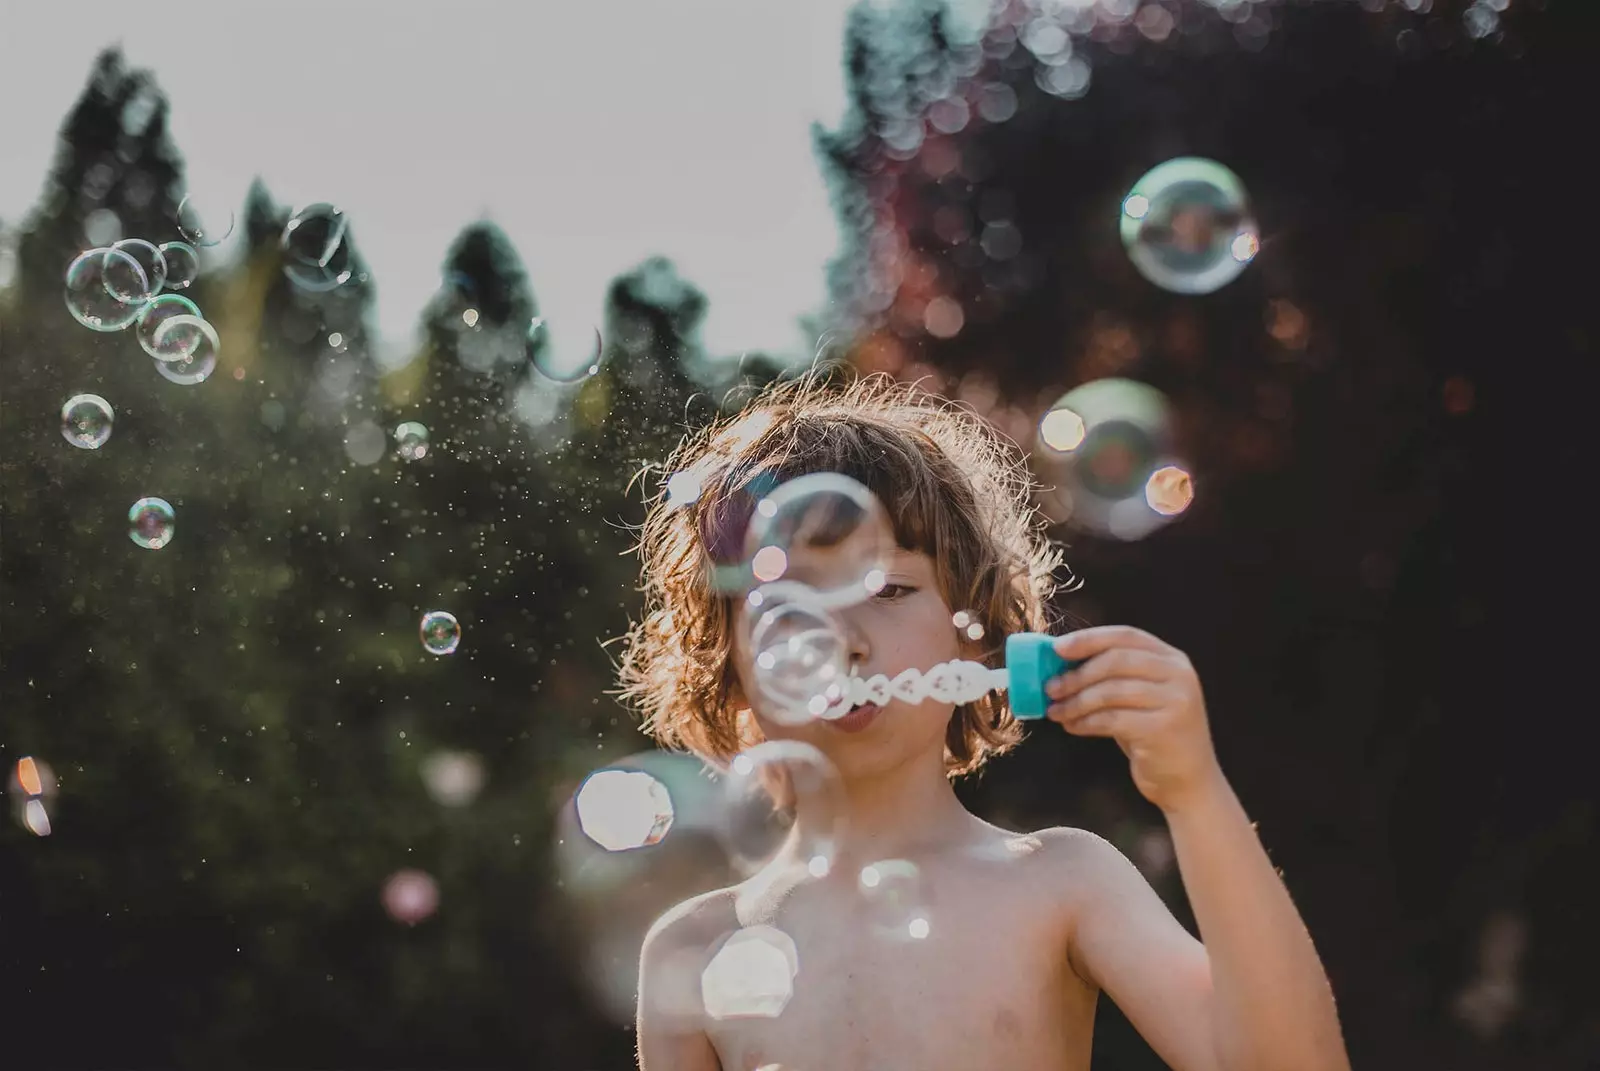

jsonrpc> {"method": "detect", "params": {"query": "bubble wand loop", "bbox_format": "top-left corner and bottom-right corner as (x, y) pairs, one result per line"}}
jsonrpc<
(839, 634), (1077, 720)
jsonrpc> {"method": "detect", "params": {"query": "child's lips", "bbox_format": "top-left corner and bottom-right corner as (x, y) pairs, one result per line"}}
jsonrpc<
(827, 702), (881, 733)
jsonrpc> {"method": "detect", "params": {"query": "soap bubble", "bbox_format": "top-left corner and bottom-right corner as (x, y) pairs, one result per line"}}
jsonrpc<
(280, 203), (354, 292)
(176, 192), (235, 247)
(105, 239), (166, 303)
(135, 294), (204, 361)
(858, 859), (932, 941)
(742, 582), (851, 725)
(395, 421), (430, 460)
(740, 473), (892, 610)
(158, 241), (199, 291)
(382, 869), (439, 926)
(1120, 157), (1259, 295)
(700, 925), (801, 1020)
(64, 247), (145, 331)
(574, 768), (675, 851)
(420, 610), (460, 655)
(60, 393), (114, 449)
(1035, 378), (1191, 541)
(717, 740), (844, 879)
(529, 319), (604, 383)
(128, 496), (175, 550)
(151, 316), (219, 385)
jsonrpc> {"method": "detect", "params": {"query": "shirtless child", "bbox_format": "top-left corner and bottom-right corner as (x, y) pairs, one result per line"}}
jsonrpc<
(618, 375), (1351, 1071)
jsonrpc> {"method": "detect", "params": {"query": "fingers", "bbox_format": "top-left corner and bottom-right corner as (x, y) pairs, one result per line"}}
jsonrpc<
(1044, 647), (1170, 701)
(1054, 625), (1169, 660)
(1052, 707), (1149, 738)
(1047, 678), (1168, 723)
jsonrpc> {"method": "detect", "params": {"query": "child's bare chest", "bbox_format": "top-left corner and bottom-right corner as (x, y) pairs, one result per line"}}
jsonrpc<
(706, 866), (1096, 1071)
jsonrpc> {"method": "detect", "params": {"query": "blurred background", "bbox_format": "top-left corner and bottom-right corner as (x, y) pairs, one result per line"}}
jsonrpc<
(0, 0), (1591, 1068)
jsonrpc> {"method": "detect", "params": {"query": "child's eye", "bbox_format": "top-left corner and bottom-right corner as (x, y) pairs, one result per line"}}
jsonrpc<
(874, 583), (916, 600)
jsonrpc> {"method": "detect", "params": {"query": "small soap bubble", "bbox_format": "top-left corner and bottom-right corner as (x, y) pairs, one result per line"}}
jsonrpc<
(419, 610), (460, 655)
(151, 316), (219, 385)
(280, 203), (354, 292)
(176, 192), (235, 247)
(394, 421), (430, 460)
(128, 496), (175, 550)
(64, 247), (145, 331)
(743, 583), (851, 725)
(381, 869), (439, 926)
(858, 859), (932, 941)
(61, 393), (114, 449)
(158, 241), (199, 291)
(528, 320), (604, 383)
(1120, 157), (1259, 295)
(700, 925), (801, 1020)
(135, 294), (203, 362)
(105, 239), (166, 303)
(718, 740), (844, 880)
(574, 768), (675, 851)
(1036, 378), (1189, 541)
(740, 473), (892, 609)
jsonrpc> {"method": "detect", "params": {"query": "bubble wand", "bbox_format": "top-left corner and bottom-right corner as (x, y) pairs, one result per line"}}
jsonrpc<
(841, 634), (1078, 720)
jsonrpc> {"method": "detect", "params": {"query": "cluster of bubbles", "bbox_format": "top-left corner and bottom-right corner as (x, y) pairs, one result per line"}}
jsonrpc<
(8, 757), (58, 836)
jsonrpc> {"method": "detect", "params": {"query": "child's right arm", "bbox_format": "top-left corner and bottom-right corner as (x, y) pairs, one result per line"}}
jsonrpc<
(636, 892), (730, 1071)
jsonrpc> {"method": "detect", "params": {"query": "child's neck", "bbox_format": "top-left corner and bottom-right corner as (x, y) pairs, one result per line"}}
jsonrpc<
(793, 749), (976, 866)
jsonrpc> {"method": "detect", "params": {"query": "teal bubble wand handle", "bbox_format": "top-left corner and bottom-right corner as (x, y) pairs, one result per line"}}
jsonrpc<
(840, 632), (1077, 720)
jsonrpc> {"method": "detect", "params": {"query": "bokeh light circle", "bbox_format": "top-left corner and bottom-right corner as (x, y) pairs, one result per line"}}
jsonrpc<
(1120, 157), (1259, 295)
(574, 768), (675, 852)
(394, 421), (430, 460)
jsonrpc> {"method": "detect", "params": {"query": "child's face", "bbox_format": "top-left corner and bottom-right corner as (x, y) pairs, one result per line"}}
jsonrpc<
(730, 540), (969, 782)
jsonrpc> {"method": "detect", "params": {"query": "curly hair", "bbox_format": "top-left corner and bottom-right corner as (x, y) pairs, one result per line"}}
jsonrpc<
(616, 372), (1065, 778)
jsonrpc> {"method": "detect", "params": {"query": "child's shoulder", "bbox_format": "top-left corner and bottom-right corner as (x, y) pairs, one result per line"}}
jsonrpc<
(976, 821), (1130, 871)
(642, 884), (741, 957)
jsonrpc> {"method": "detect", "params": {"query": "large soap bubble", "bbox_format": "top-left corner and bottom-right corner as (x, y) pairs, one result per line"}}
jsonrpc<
(135, 294), (204, 361)
(741, 582), (852, 725)
(1035, 377), (1194, 541)
(64, 247), (145, 331)
(61, 394), (114, 450)
(280, 203), (354, 292)
(1120, 157), (1259, 295)
(151, 316), (219, 385)
(717, 740), (844, 880)
(105, 239), (166, 304)
(740, 472), (892, 610)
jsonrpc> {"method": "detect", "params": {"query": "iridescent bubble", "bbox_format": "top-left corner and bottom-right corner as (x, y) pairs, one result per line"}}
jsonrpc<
(104, 239), (166, 303)
(718, 740), (844, 880)
(1120, 157), (1259, 295)
(280, 203), (353, 292)
(395, 421), (430, 460)
(64, 247), (145, 331)
(574, 768), (675, 851)
(742, 582), (851, 725)
(528, 319), (604, 383)
(176, 192), (235, 248)
(60, 393), (114, 449)
(858, 859), (932, 941)
(151, 316), (219, 385)
(1035, 378), (1190, 541)
(381, 869), (439, 926)
(158, 241), (199, 291)
(420, 610), (460, 655)
(128, 496), (175, 550)
(135, 294), (203, 361)
(700, 925), (801, 1020)
(739, 472), (892, 609)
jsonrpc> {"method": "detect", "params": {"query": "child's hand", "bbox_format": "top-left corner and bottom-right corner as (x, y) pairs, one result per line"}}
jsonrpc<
(1044, 625), (1225, 814)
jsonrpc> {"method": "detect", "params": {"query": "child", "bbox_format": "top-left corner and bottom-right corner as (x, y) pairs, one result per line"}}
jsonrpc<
(619, 374), (1351, 1071)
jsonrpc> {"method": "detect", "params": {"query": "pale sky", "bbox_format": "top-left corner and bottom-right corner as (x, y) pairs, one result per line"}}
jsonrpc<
(0, 0), (868, 367)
